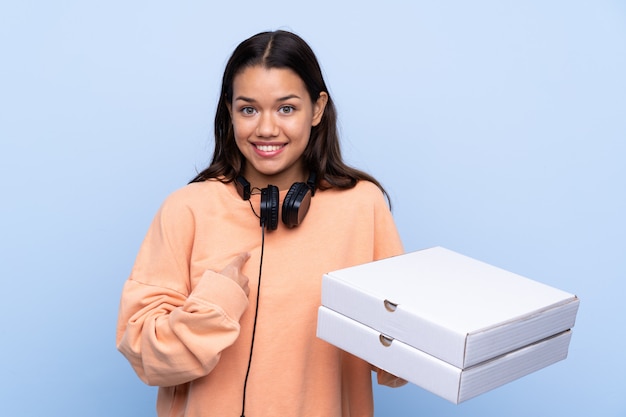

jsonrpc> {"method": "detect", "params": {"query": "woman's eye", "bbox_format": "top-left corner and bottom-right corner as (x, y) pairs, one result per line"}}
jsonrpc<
(241, 107), (256, 115)
(279, 105), (295, 114)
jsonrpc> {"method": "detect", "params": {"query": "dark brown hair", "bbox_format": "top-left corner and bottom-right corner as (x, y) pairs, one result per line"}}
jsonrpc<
(190, 30), (388, 201)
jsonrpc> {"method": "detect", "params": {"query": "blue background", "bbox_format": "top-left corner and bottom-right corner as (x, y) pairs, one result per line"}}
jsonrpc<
(1, 1), (624, 416)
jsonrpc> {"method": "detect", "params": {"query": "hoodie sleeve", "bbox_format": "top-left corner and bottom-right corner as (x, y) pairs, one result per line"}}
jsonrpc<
(372, 186), (404, 262)
(370, 185), (408, 388)
(115, 192), (249, 387)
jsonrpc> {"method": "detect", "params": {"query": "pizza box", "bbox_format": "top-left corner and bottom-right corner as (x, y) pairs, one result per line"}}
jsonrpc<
(316, 246), (579, 402)
(319, 246), (579, 369)
(317, 306), (572, 403)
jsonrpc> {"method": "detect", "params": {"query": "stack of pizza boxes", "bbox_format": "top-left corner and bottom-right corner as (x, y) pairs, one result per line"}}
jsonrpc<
(317, 246), (579, 403)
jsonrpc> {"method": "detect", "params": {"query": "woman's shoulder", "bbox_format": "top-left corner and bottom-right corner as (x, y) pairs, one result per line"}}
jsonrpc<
(352, 179), (385, 194)
(319, 180), (387, 204)
(160, 179), (232, 211)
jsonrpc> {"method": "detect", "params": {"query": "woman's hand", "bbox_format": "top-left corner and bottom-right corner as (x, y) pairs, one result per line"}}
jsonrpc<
(219, 252), (251, 296)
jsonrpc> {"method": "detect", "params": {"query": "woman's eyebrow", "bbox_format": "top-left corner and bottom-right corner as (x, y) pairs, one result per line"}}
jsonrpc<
(276, 94), (301, 101)
(234, 94), (302, 103)
(234, 95), (255, 103)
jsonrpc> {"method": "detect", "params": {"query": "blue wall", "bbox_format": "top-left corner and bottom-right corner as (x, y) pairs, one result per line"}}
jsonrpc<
(1, 1), (624, 416)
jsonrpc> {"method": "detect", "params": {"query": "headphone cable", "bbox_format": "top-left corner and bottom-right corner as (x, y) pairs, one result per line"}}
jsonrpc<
(240, 221), (265, 417)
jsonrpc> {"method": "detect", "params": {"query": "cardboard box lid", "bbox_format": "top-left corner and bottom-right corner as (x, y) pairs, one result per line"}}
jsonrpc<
(321, 246), (579, 369)
(317, 306), (572, 404)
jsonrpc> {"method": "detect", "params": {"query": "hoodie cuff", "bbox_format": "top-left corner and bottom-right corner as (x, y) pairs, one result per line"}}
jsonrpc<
(186, 270), (249, 322)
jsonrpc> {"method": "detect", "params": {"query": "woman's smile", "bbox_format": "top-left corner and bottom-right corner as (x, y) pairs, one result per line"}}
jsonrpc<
(253, 143), (286, 155)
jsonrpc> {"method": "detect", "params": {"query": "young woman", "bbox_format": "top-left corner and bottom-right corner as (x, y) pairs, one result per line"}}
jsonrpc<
(116, 30), (405, 417)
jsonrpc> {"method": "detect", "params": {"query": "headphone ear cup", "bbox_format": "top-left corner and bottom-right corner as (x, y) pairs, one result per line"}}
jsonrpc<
(282, 182), (312, 228)
(260, 185), (279, 230)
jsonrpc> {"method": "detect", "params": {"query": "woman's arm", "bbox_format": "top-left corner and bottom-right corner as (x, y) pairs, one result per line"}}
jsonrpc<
(116, 193), (249, 387)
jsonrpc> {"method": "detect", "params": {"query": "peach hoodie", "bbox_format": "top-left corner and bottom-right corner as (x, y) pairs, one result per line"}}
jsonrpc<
(116, 179), (404, 417)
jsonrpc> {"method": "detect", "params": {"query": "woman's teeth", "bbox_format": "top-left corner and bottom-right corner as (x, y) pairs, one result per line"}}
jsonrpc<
(256, 144), (283, 152)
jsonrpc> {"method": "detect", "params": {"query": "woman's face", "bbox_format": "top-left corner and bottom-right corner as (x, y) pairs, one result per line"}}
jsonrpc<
(228, 65), (327, 190)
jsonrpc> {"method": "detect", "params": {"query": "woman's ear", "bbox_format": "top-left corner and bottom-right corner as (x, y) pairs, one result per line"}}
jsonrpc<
(311, 92), (328, 127)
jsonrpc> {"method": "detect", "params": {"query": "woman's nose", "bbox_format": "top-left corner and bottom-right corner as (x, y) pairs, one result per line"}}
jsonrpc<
(255, 113), (279, 137)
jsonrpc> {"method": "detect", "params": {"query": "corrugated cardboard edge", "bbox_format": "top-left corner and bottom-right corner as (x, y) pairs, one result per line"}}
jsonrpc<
(464, 296), (578, 367)
(459, 330), (572, 402)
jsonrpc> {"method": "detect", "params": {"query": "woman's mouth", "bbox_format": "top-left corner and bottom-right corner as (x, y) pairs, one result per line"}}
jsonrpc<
(255, 144), (284, 152)
(253, 143), (287, 157)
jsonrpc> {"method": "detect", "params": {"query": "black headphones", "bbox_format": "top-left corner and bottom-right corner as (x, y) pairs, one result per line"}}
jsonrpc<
(235, 172), (317, 230)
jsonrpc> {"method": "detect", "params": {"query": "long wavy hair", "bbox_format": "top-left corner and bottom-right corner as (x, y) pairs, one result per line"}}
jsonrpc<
(190, 30), (388, 201)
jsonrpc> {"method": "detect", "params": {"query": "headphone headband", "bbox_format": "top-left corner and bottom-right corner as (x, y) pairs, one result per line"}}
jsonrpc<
(235, 172), (317, 230)
(235, 172), (316, 201)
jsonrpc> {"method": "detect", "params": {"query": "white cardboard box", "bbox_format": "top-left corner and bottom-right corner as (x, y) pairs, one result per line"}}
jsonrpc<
(318, 307), (572, 404)
(316, 246), (579, 403)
